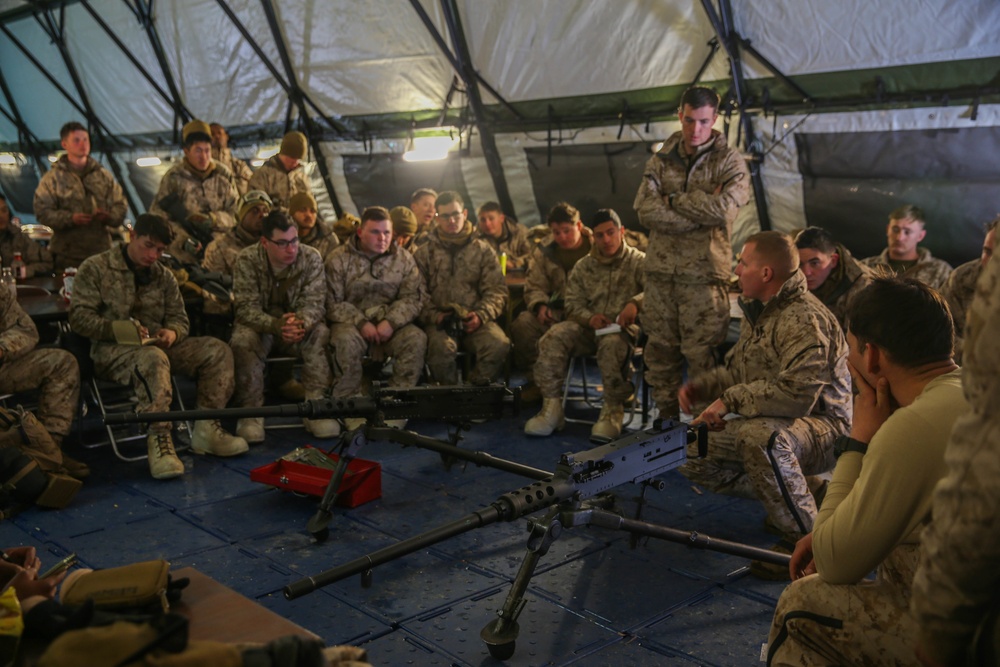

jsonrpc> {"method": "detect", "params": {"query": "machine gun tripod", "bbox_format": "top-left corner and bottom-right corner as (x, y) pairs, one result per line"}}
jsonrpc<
(283, 418), (792, 660)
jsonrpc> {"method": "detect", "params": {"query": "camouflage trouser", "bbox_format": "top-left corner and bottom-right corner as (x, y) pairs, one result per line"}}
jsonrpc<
(679, 415), (843, 536)
(643, 276), (729, 417)
(230, 322), (332, 406)
(534, 321), (636, 403)
(509, 310), (553, 375)
(767, 545), (919, 666)
(328, 323), (427, 397)
(92, 337), (235, 433)
(425, 322), (509, 385)
(0, 348), (79, 437)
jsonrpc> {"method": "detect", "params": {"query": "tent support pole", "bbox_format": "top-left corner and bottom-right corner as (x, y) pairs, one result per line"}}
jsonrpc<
(437, 0), (515, 217)
(80, 0), (193, 124)
(700, 0), (771, 230)
(257, 0), (344, 218)
(0, 64), (49, 174)
(130, 0), (192, 141)
(25, 7), (141, 217)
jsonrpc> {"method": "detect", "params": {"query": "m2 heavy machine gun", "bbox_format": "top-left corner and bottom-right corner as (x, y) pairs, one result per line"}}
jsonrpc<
(283, 418), (792, 660)
(103, 384), (538, 538)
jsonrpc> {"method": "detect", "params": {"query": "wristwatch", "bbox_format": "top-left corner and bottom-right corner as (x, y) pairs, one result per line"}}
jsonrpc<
(833, 435), (868, 459)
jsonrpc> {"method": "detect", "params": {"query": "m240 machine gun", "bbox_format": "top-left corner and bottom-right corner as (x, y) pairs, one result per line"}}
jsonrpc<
(283, 418), (792, 660)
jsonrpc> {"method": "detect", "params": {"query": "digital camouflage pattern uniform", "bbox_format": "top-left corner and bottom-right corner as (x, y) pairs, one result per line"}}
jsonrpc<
(212, 145), (253, 196)
(247, 155), (311, 211)
(809, 244), (874, 332)
(69, 246), (236, 433)
(201, 224), (259, 277)
(0, 284), (78, 439)
(0, 226), (53, 277)
(941, 257), (981, 364)
(301, 220), (340, 262)
(325, 237), (427, 397)
(475, 218), (533, 270)
(534, 241), (644, 403)
(634, 130), (750, 417)
(231, 243), (331, 406)
(413, 222), (509, 385)
(860, 246), (953, 291)
(912, 256), (1000, 666)
(33, 155), (128, 272)
(150, 161), (238, 266)
(680, 272), (852, 537)
(509, 230), (593, 372)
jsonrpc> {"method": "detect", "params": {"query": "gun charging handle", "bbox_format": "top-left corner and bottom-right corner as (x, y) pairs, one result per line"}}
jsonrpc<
(688, 423), (709, 458)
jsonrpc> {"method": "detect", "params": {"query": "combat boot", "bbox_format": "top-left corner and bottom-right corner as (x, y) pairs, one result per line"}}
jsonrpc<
(147, 431), (184, 480)
(303, 417), (341, 439)
(191, 420), (249, 457)
(590, 402), (624, 443)
(343, 417), (367, 432)
(524, 398), (565, 436)
(236, 417), (265, 444)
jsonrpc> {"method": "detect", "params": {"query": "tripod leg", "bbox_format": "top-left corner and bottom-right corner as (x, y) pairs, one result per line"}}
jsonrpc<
(480, 507), (563, 660)
(306, 431), (367, 542)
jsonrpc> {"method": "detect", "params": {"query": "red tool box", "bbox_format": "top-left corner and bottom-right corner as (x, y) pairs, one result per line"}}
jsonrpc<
(250, 446), (382, 508)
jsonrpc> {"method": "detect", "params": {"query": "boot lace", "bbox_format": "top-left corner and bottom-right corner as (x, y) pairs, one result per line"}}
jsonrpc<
(150, 432), (176, 457)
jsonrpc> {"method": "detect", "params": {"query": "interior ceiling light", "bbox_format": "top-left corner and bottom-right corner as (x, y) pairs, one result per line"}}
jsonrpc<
(250, 158), (265, 168)
(48, 153), (61, 163)
(136, 156), (161, 167)
(257, 146), (279, 160)
(651, 141), (665, 153)
(0, 153), (17, 165)
(403, 136), (458, 162)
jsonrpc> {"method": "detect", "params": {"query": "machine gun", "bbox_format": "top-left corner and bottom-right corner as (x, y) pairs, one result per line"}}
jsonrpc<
(104, 384), (541, 539)
(283, 418), (792, 660)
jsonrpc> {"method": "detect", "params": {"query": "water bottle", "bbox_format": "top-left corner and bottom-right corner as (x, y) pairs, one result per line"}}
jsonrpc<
(2, 268), (15, 298)
(11, 252), (26, 280)
(61, 267), (76, 302)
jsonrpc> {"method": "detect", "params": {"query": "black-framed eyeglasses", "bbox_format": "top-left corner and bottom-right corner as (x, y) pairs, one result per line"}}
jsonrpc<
(267, 237), (299, 248)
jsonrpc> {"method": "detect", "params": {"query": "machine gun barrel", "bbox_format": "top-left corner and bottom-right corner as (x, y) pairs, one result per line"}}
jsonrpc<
(103, 384), (518, 425)
(285, 419), (701, 599)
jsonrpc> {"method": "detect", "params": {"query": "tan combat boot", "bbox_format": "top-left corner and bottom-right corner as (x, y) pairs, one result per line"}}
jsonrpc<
(191, 420), (249, 457)
(524, 398), (565, 436)
(148, 431), (184, 480)
(236, 417), (265, 444)
(304, 417), (342, 439)
(590, 402), (625, 443)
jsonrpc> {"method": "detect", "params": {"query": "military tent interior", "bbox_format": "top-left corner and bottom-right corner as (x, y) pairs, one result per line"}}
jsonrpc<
(1, 1), (999, 665)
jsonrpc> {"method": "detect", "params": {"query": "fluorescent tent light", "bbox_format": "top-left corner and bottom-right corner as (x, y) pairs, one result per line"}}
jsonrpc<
(403, 136), (458, 162)
(136, 156), (161, 167)
(250, 159), (265, 167)
(0, 153), (16, 165)
(257, 146), (279, 160)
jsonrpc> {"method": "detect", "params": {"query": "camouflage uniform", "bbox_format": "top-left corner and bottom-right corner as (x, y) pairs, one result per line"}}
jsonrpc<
(634, 130), (751, 417)
(860, 246), (953, 291)
(940, 258), (980, 364)
(231, 244), (331, 406)
(0, 285), (78, 438)
(509, 231), (593, 372)
(768, 369), (966, 666)
(301, 220), (340, 262)
(247, 156), (311, 211)
(325, 238), (427, 397)
(475, 219), (533, 270)
(911, 258), (1000, 666)
(33, 155), (128, 272)
(534, 242), (644, 402)
(680, 272), (852, 536)
(149, 160), (238, 266)
(810, 244), (875, 332)
(69, 245), (236, 433)
(212, 145), (253, 196)
(202, 224), (258, 277)
(413, 224), (509, 385)
(0, 226), (53, 277)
